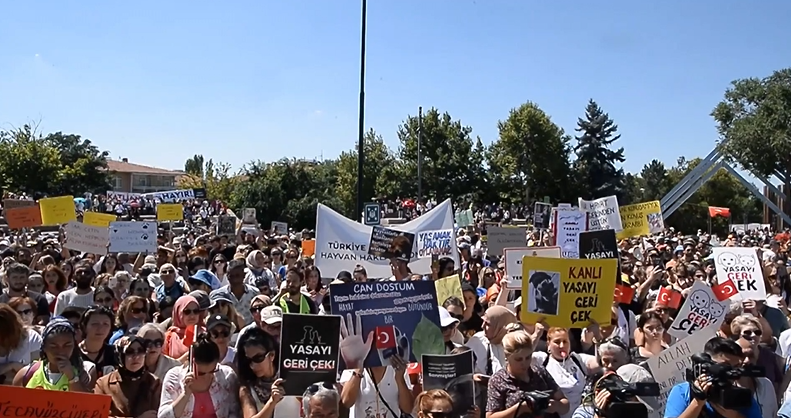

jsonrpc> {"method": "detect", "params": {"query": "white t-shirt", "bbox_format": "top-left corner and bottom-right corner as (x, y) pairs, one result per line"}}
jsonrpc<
(581, 308), (636, 352)
(532, 352), (594, 418)
(466, 331), (505, 374)
(754, 377), (777, 418)
(340, 367), (413, 418)
(53, 288), (95, 316)
(3, 329), (42, 366)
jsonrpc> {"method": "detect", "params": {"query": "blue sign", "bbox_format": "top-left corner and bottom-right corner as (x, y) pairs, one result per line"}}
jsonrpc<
(329, 281), (444, 369)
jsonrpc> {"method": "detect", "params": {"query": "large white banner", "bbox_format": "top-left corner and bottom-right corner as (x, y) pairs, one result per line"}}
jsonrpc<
(315, 199), (460, 278)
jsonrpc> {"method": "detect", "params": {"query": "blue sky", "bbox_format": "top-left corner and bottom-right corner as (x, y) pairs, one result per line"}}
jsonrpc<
(1, 1), (790, 185)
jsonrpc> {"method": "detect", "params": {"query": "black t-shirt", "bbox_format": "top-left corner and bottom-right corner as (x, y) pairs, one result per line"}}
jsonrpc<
(458, 313), (484, 340)
(283, 295), (319, 315)
(0, 290), (50, 318)
(81, 344), (118, 378)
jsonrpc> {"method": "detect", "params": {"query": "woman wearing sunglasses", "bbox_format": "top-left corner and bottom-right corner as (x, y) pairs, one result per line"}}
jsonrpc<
(136, 324), (181, 381)
(109, 296), (150, 344)
(237, 327), (301, 418)
(415, 388), (478, 418)
(94, 336), (161, 418)
(730, 314), (784, 395)
(206, 314), (236, 367)
(163, 295), (206, 362)
(159, 333), (240, 418)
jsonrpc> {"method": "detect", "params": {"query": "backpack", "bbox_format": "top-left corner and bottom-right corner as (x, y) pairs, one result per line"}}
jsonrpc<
(542, 352), (587, 377)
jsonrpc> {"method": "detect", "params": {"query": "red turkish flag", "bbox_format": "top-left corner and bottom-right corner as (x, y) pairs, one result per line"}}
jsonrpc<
(657, 287), (682, 309)
(407, 362), (421, 375)
(708, 206), (731, 218)
(614, 284), (635, 304)
(375, 326), (397, 350)
(712, 279), (739, 302)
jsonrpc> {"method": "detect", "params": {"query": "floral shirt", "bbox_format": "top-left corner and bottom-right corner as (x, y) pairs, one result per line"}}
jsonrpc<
(486, 365), (562, 418)
(158, 365), (240, 418)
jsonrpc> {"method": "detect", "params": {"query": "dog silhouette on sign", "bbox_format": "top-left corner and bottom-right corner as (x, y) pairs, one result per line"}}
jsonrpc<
(297, 326), (323, 345)
(591, 238), (608, 252)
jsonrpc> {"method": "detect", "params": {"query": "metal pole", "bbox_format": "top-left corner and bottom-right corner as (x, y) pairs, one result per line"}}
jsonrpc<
(417, 106), (423, 204)
(355, 0), (368, 221)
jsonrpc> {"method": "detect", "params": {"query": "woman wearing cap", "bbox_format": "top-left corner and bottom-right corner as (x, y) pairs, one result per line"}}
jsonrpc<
(13, 317), (97, 391)
(163, 295), (206, 362)
(206, 314), (236, 367)
(137, 324), (181, 381)
(94, 336), (161, 418)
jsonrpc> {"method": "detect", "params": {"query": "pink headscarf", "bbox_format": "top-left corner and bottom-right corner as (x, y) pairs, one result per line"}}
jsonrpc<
(172, 295), (198, 330)
(164, 295), (204, 359)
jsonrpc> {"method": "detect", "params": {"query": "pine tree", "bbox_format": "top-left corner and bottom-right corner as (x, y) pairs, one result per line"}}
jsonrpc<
(574, 99), (626, 200)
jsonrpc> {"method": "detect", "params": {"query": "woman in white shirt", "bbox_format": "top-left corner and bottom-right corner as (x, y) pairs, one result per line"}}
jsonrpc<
(531, 328), (598, 418)
(0, 304), (42, 383)
(736, 336), (777, 418)
(466, 306), (518, 374)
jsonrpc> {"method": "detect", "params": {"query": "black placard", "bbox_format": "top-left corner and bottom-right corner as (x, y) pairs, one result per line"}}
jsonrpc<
(421, 351), (476, 414)
(367, 226), (415, 261)
(578, 229), (618, 260)
(278, 314), (341, 396)
(192, 188), (207, 199)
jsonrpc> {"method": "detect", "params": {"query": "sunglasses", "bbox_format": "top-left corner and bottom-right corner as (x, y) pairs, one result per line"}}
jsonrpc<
(196, 366), (218, 376)
(742, 329), (762, 338)
(250, 306), (266, 314)
(161, 270), (175, 274)
(247, 353), (269, 364)
(306, 382), (335, 394)
(450, 314), (464, 321)
(95, 297), (113, 304)
(130, 308), (145, 315)
(214, 260), (226, 264)
(441, 323), (458, 332)
(145, 338), (164, 348)
(426, 413), (453, 418)
(182, 309), (200, 316)
(16, 308), (33, 316)
(210, 329), (230, 339)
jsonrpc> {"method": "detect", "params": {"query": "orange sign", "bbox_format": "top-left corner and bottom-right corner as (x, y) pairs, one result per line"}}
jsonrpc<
(302, 240), (316, 257)
(0, 385), (111, 418)
(6, 206), (43, 229)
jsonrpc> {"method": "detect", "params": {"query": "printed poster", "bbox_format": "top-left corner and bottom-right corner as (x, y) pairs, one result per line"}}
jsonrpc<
(272, 221), (288, 235)
(616, 201), (664, 240)
(279, 314), (340, 396)
(578, 195), (623, 231)
(109, 221), (158, 253)
(486, 227), (527, 256)
(521, 257), (618, 327)
(533, 202), (552, 229)
(712, 247), (766, 300)
(667, 281), (728, 340)
(503, 247), (561, 290)
(242, 208), (257, 224)
(39, 195), (77, 225)
(64, 221), (109, 255)
(422, 351), (475, 415)
(552, 209), (587, 259)
(416, 229), (454, 258)
(646, 325), (718, 418)
(368, 226), (415, 261)
(217, 215), (236, 235)
(329, 281), (444, 369)
(578, 230), (618, 260)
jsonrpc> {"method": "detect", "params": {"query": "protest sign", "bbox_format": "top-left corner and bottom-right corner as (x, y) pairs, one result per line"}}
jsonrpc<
(616, 201), (664, 239)
(712, 247), (766, 300)
(454, 209), (474, 227)
(533, 202), (552, 229)
(329, 281), (444, 368)
(521, 257), (618, 327)
(435, 274), (463, 306)
(39, 195), (77, 225)
(272, 221), (288, 234)
(422, 351), (475, 414)
(503, 247), (561, 290)
(487, 227), (527, 256)
(217, 215), (236, 235)
(65, 221), (109, 255)
(143, 189), (194, 202)
(0, 385), (111, 418)
(82, 212), (117, 228)
(668, 281), (728, 340)
(647, 325), (718, 418)
(302, 240), (316, 257)
(156, 203), (183, 221)
(3, 198), (36, 210)
(368, 226), (416, 262)
(242, 208), (257, 224)
(109, 221), (158, 253)
(416, 229), (454, 258)
(578, 230), (618, 260)
(578, 195), (622, 231)
(315, 199), (458, 278)
(553, 209), (587, 259)
(279, 313), (340, 396)
(5, 206), (42, 229)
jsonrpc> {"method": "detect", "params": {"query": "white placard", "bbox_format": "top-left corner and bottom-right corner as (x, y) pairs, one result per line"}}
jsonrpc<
(242, 208), (257, 224)
(667, 281), (728, 340)
(553, 209), (587, 259)
(646, 325), (718, 418)
(64, 221), (109, 255)
(109, 221), (158, 253)
(487, 227), (527, 256)
(712, 247), (766, 300)
(271, 221), (288, 235)
(503, 247), (562, 289)
(315, 199), (459, 278)
(416, 229), (454, 258)
(142, 189), (194, 202)
(578, 195), (623, 231)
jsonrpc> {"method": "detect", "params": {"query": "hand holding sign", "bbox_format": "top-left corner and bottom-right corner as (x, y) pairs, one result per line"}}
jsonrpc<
(340, 313), (374, 370)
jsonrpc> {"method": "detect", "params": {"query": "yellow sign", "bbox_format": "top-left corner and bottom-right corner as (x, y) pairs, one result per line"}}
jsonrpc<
(39, 195), (77, 226)
(616, 200), (664, 239)
(521, 256), (617, 328)
(435, 274), (463, 307)
(82, 212), (117, 227)
(157, 203), (184, 221)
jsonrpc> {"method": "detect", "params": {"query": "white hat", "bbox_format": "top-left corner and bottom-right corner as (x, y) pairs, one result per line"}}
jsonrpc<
(438, 307), (460, 328)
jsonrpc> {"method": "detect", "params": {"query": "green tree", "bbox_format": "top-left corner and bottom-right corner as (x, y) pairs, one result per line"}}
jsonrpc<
(184, 154), (205, 177)
(640, 159), (670, 202)
(0, 126), (62, 196)
(397, 109), (482, 201)
(487, 102), (575, 204)
(711, 68), (791, 226)
(620, 173), (644, 205)
(45, 132), (111, 195)
(178, 158), (240, 203)
(574, 99), (626, 201)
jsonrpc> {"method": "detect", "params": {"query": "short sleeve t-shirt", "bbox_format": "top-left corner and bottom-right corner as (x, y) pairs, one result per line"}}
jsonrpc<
(340, 367), (412, 418)
(0, 291), (50, 319)
(4, 330), (42, 366)
(664, 382), (762, 418)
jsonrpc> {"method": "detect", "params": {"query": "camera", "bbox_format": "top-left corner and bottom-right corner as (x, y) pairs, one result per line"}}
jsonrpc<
(595, 374), (659, 418)
(521, 390), (553, 414)
(685, 353), (764, 410)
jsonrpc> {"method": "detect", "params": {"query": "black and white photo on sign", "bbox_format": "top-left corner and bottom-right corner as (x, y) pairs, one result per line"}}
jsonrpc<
(527, 270), (560, 316)
(533, 202), (552, 229)
(647, 212), (664, 231)
(421, 351), (476, 415)
(667, 281), (728, 340)
(712, 247), (766, 301)
(242, 208), (257, 224)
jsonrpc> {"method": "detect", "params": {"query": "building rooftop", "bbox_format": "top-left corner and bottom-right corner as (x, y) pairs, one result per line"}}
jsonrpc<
(107, 158), (183, 175)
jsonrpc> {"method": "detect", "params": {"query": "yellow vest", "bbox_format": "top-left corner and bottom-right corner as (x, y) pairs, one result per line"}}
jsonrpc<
(25, 361), (71, 391)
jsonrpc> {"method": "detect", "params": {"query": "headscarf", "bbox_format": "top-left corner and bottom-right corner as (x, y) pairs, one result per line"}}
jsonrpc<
(172, 295), (199, 330)
(246, 250), (264, 271)
(115, 335), (146, 379)
(484, 306), (518, 345)
(164, 295), (203, 359)
(41, 317), (82, 370)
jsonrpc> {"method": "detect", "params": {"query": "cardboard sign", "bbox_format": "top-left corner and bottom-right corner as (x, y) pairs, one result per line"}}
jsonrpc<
(487, 227), (527, 256)
(712, 247), (766, 300)
(271, 221), (288, 235)
(422, 351), (476, 414)
(553, 209), (587, 259)
(503, 247), (561, 289)
(3, 198), (36, 210)
(82, 212), (117, 228)
(39, 195), (77, 225)
(578, 195), (623, 231)
(416, 229), (454, 258)
(302, 240), (316, 257)
(435, 274), (463, 306)
(533, 202), (552, 229)
(156, 203), (184, 222)
(64, 221), (109, 255)
(5, 206), (42, 229)
(0, 385), (111, 418)
(616, 201), (664, 240)
(109, 221), (157, 253)
(667, 281), (728, 340)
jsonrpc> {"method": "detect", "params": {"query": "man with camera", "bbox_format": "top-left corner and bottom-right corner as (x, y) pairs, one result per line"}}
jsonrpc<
(665, 337), (762, 418)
